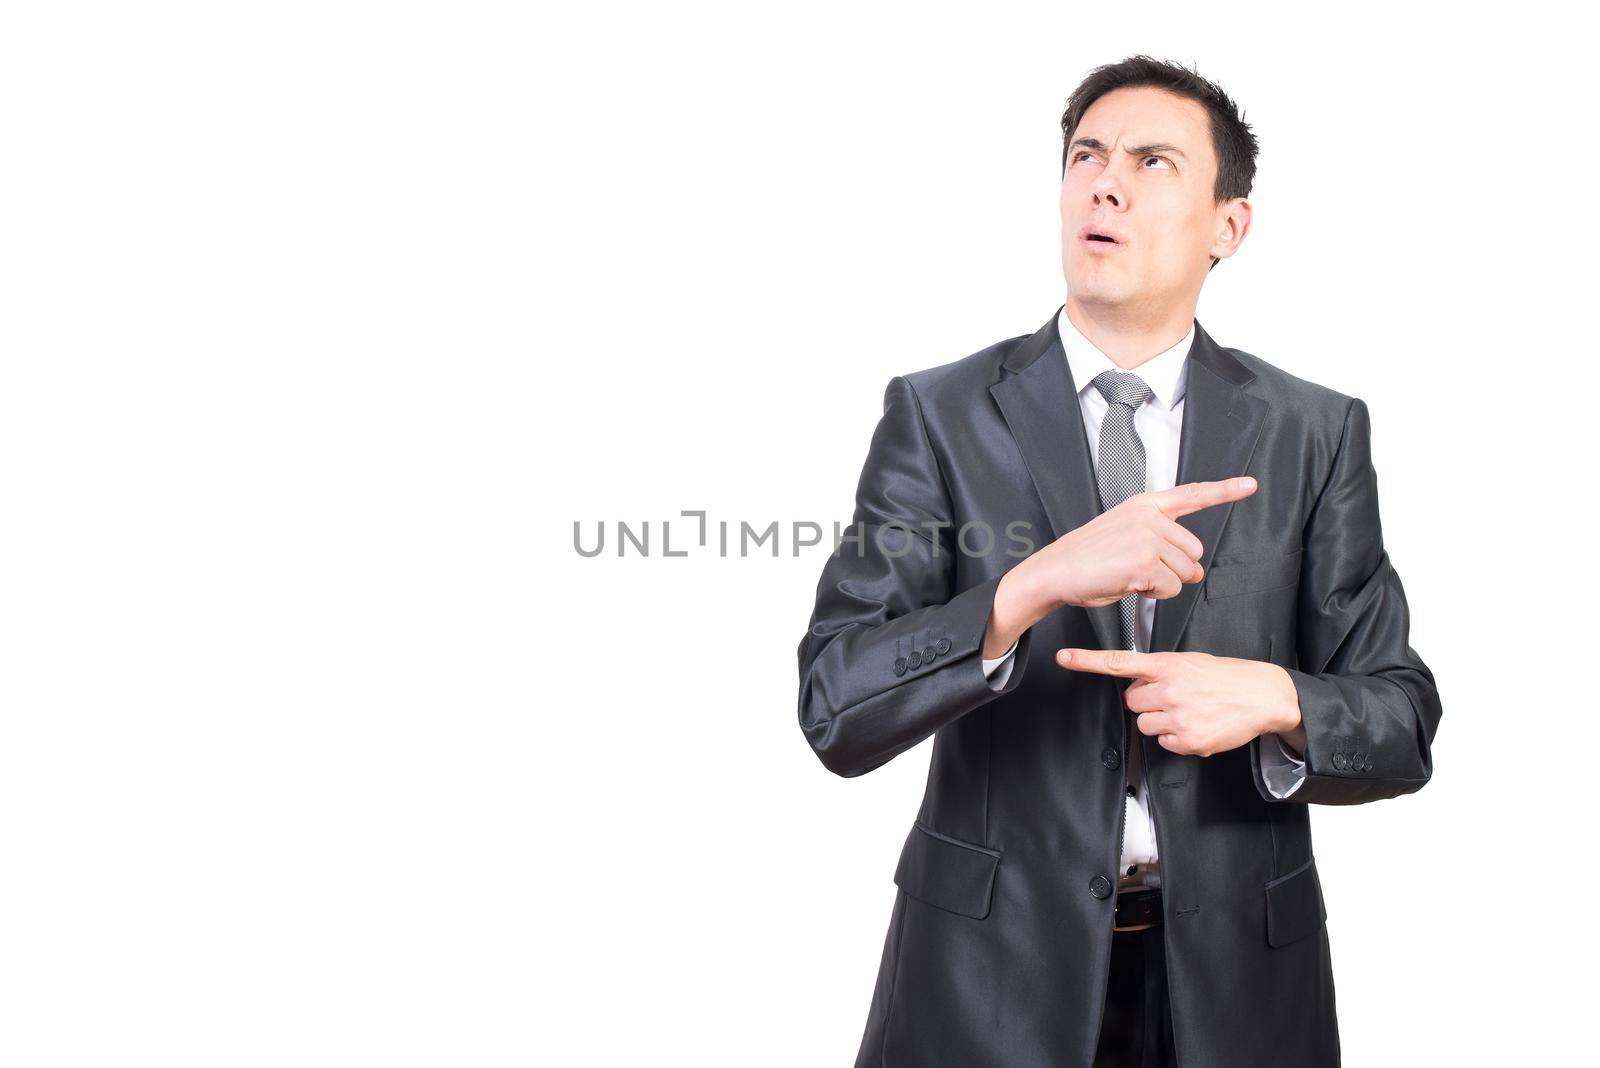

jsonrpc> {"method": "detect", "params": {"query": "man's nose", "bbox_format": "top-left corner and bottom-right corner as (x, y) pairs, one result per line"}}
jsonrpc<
(1092, 180), (1124, 210)
(1091, 166), (1127, 210)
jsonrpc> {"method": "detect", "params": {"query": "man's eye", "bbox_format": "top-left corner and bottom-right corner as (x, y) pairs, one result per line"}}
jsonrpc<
(1073, 151), (1098, 163)
(1142, 155), (1171, 169)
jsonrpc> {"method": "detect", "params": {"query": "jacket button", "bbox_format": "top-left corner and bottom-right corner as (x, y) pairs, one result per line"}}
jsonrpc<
(1090, 874), (1113, 899)
(893, 657), (908, 676)
(1101, 748), (1121, 770)
(935, 638), (952, 655)
(922, 646), (938, 664)
(907, 650), (922, 669)
(1359, 755), (1372, 772)
(1333, 753), (1348, 771)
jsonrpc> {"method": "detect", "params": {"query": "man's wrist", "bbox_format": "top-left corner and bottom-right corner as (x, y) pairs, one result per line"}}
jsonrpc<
(984, 563), (1051, 659)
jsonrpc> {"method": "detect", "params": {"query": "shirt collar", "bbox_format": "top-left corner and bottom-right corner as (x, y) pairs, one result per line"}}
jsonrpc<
(1056, 304), (1194, 410)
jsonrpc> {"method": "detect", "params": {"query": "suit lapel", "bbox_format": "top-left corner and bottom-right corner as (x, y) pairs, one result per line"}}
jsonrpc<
(989, 309), (1123, 653)
(1149, 320), (1269, 653)
(989, 309), (1268, 655)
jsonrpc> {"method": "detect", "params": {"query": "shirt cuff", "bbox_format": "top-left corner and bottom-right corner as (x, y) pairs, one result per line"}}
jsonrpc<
(1259, 732), (1308, 798)
(981, 641), (1019, 691)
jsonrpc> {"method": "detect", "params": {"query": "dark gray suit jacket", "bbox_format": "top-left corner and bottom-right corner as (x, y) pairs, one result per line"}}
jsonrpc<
(795, 307), (1442, 1067)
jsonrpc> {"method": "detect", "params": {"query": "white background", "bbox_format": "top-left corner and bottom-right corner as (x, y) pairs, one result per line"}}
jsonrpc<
(1, 2), (1591, 1064)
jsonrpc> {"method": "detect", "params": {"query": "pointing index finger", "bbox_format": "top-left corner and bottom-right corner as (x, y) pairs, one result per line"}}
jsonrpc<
(1153, 476), (1257, 519)
(1055, 648), (1163, 681)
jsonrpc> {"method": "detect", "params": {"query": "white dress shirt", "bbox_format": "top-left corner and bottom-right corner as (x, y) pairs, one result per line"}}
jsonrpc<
(981, 305), (1307, 891)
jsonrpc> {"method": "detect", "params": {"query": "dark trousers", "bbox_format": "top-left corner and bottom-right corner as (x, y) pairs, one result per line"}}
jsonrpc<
(1093, 924), (1177, 1068)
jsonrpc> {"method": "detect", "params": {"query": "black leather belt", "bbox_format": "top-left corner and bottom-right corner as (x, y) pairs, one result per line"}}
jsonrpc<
(1113, 887), (1163, 929)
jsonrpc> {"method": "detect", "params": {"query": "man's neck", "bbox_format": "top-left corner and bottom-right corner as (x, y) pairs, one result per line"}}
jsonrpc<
(1064, 295), (1197, 369)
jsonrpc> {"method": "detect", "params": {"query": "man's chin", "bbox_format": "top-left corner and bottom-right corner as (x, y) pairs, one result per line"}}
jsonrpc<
(1064, 273), (1134, 310)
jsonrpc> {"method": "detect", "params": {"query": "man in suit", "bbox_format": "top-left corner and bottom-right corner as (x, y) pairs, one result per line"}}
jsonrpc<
(795, 56), (1442, 1067)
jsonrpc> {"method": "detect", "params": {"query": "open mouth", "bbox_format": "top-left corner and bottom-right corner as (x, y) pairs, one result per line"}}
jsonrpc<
(1080, 226), (1123, 246)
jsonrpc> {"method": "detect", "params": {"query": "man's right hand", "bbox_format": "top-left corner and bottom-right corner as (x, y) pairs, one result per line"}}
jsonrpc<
(982, 476), (1258, 659)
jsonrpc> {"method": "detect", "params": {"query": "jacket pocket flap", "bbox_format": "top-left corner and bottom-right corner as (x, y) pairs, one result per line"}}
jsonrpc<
(1265, 856), (1327, 947)
(1205, 549), (1303, 600)
(893, 822), (1000, 920)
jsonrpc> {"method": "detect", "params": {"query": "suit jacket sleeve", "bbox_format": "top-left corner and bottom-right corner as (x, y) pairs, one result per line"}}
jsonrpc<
(1250, 396), (1443, 804)
(796, 376), (1031, 777)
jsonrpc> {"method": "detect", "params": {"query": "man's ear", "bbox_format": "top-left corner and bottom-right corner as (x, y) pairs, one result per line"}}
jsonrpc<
(1210, 197), (1252, 263)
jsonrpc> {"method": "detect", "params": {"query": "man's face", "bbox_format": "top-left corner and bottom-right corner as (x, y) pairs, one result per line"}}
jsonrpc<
(1060, 86), (1240, 316)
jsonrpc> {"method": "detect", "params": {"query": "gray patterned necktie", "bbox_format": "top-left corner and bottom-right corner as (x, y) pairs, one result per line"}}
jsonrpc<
(1090, 369), (1155, 652)
(1091, 368), (1156, 889)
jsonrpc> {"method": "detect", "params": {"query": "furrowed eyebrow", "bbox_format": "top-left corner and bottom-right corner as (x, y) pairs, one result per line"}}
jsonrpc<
(1068, 137), (1188, 161)
(1127, 142), (1187, 160)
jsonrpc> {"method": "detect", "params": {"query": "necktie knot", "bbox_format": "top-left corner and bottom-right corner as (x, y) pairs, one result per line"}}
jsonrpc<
(1091, 369), (1153, 410)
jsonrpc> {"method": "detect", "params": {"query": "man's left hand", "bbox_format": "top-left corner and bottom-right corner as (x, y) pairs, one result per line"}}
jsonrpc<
(1055, 648), (1306, 757)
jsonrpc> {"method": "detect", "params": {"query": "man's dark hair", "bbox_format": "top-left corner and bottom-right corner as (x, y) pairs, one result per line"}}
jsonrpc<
(1059, 55), (1258, 203)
